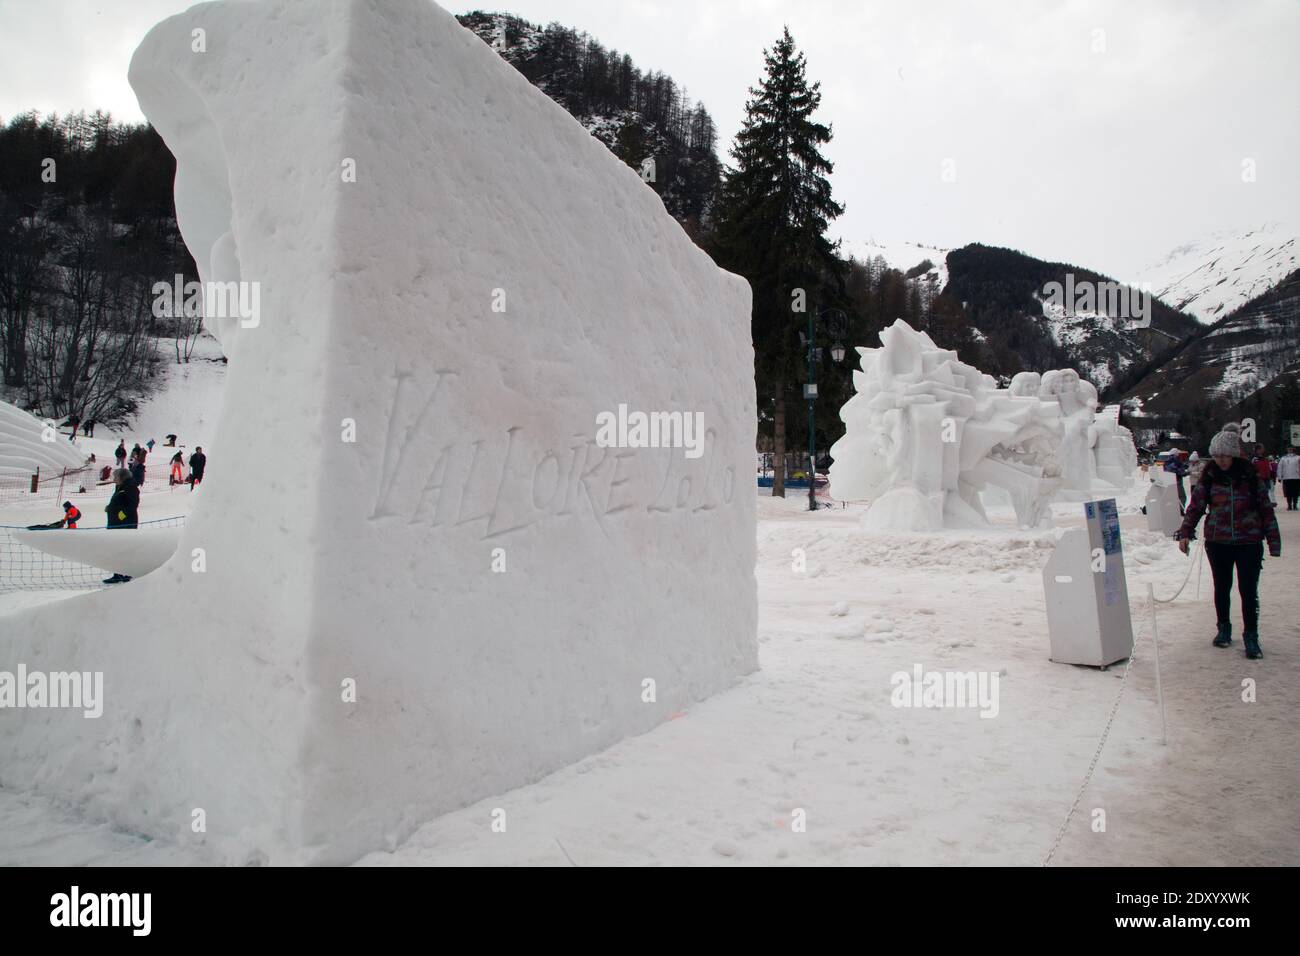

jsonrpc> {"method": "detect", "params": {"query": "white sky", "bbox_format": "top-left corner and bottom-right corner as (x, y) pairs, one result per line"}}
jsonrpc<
(1, 0), (1296, 279)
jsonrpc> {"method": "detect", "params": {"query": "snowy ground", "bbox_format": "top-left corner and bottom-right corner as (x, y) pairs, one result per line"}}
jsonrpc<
(2, 483), (1296, 866)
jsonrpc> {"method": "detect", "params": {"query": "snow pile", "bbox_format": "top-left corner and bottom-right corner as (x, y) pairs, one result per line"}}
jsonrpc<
(0, 0), (756, 865)
(0, 402), (87, 480)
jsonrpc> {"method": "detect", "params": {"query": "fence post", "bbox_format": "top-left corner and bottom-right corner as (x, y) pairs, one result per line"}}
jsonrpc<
(1145, 583), (1169, 746)
(30, 468), (39, 494)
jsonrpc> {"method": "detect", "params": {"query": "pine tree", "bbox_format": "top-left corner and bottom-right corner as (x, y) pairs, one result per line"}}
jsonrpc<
(711, 27), (844, 496)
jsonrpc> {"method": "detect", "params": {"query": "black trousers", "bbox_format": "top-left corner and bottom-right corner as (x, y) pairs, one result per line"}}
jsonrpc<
(1204, 541), (1263, 631)
(1283, 477), (1300, 509)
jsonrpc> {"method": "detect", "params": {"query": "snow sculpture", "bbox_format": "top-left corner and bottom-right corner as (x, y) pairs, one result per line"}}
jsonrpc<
(829, 320), (1065, 530)
(828, 321), (1138, 531)
(0, 400), (87, 479)
(0, 0), (756, 864)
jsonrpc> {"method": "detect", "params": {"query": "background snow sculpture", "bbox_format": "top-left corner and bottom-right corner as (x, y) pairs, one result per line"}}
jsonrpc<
(829, 321), (1138, 531)
(0, 401), (87, 480)
(0, 0), (757, 864)
(829, 320), (1065, 531)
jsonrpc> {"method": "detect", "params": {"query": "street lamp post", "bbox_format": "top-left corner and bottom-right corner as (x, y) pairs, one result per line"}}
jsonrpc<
(803, 307), (849, 512)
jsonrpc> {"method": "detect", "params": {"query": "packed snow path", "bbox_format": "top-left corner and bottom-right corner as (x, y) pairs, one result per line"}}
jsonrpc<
(2, 498), (1296, 865)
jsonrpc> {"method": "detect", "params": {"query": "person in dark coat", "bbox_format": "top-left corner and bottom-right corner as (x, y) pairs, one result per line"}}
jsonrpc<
(1176, 424), (1281, 660)
(115, 440), (127, 467)
(189, 447), (207, 488)
(103, 468), (140, 584)
(66, 413), (80, 441)
(129, 457), (146, 488)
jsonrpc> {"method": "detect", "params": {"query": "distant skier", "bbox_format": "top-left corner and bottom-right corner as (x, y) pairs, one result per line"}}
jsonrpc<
(129, 455), (146, 489)
(147, 438), (156, 453)
(165, 433), (178, 447)
(169, 450), (185, 486)
(99, 464), (112, 483)
(59, 501), (81, 529)
(66, 413), (80, 441)
(188, 447), (207, 488)
(115, 440), (127, 467)
(1279, 446), (1300, 511)
(82, 418), (95, 437)
(1176, 423), (1281, 660)
(102, 470), (139, 584)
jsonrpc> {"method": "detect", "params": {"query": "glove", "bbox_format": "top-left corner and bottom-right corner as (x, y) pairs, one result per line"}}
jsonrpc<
(1270, 546), (1281, 558)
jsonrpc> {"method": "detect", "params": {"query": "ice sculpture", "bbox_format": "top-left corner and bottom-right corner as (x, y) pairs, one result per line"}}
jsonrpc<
(829, 320), (1136, 531)
(0, 0), (756, 864)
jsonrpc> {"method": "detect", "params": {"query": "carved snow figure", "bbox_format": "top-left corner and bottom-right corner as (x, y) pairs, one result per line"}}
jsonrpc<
(829, 320), (1065, 531)
(0, 0), (757, 864)
(829, 321), (1138, 530)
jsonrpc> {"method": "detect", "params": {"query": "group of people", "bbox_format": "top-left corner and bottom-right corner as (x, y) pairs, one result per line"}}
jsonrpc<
(1161, 443), (1300, 516)
(63, 413), (96, 439)
(112, 439), (207, 490)
(1174, 423), (1284, 660)
(43, 432), (209, 586)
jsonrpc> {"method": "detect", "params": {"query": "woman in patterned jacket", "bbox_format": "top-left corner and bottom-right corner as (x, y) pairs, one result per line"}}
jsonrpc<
(1176, 423), (1282, 659)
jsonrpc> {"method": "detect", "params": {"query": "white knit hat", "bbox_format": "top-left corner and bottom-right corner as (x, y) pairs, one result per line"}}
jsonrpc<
(1208, 423), (1242, 458)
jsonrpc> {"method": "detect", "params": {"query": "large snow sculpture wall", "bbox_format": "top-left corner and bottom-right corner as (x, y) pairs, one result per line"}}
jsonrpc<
(0, 401), (87, 479)
(0, 0), (756, 863)
(828, 320), (1136, 531)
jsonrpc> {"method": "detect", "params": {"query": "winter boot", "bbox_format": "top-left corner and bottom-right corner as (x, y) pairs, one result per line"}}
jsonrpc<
(102, 573), (124, 584)
(1212, 621), (1232, 647)
(1243, 632), (1262, 660)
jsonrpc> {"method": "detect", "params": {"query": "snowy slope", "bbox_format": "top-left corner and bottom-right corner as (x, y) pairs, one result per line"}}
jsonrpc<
(840, 237), (950, 291)
(1140, 222), (1298, 323)
(1120, 268), (1300, 413)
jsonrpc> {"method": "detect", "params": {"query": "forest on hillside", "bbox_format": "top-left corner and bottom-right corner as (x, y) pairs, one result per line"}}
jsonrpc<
(0, 110), (197, 424)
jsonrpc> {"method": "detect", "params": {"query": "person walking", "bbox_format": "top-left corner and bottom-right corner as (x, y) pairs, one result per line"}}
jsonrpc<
(129, 453), (146, 489)
(1164, 448), (1189, 513)
(103, 468), (140, 584)
(188, 447), (207, 489)
(1176, 423), (1282, 659)
(1279, 446), (1300, 511)
(66, 413), (80, 441)
(83, 418), (95, 437)
(115, 440), (127, 468)
(1252, 445), (1275, 503)
(169, 450), (185, 486)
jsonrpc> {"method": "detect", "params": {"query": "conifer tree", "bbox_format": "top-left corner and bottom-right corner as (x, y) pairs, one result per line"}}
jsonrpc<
(711, 27), (844, 496)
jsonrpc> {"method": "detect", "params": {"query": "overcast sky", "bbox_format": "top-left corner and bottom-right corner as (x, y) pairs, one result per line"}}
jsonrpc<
(1, 0), (1295, 279)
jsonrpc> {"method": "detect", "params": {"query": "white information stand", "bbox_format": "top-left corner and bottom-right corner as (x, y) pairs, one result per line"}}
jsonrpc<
(1043, 499), (1135, 667)
(1145, 481), (1182, 535)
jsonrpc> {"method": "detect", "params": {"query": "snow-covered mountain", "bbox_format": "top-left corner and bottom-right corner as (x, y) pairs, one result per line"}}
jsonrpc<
(1140, 222), (1298, 324)
(1120, 268), (1300, 417)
